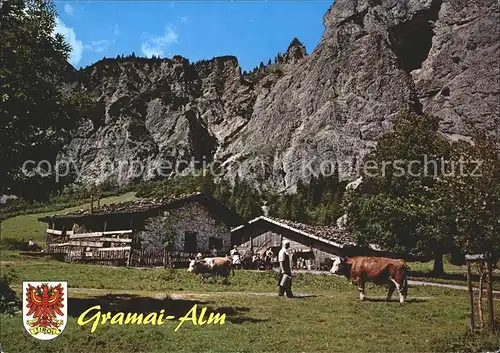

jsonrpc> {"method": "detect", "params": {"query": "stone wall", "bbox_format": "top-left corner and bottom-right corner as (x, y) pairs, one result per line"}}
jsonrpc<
(136, 216), (167, 251)
(138, 201), (232, 254)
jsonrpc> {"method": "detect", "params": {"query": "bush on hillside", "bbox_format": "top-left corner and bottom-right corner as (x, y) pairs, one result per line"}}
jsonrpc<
(0, 274), (21, 316)
(0, 237), (29, 251)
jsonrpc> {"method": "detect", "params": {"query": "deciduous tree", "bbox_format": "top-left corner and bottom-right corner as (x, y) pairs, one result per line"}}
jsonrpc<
(436, 130), (500, 257)
(0, 0), (88, 200)
(346, 111), (452, 274)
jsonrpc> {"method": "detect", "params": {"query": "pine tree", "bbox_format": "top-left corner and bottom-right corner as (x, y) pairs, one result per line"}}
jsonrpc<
(311, 174), (325, 206)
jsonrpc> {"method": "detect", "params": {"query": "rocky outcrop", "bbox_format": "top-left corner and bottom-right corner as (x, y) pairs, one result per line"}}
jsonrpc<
(412, 0), (500, 139)
(66, 55), (258, 185)
(64, 0), (499, 191)
(283, 38), (307, 65)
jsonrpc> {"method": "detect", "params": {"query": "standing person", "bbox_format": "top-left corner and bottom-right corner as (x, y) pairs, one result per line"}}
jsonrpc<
(265, 248), (273, 270)
(252, 253), (260, 270)
(278, 240), (294, 298)
(230, 245), (241, 270)
(211, 246), (218, 257)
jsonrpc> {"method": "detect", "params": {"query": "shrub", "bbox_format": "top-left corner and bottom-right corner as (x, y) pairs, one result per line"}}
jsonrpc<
(0, 237), (29, 251)
(431, 329), (500, 352)
(0, 274), (21, 316)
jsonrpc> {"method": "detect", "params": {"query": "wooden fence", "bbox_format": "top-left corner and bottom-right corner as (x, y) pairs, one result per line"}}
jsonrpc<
(49, 246), (82, 262)
(128, 250), (198, 268)
(164, 251), (199, 268)
(48, 246), (198, 268)
(129, 249), (164, 267)
(84, 249), (130, 266)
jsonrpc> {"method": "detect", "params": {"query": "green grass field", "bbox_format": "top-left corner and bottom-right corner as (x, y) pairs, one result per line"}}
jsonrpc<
(0, 192), (138, 245)
(1, 253), (499, 353)
(1, 288), (498, 353)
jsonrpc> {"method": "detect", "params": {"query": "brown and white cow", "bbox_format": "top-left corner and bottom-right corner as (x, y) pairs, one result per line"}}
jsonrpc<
(187, 256), (234, 283)
(330, 256), (410, 303)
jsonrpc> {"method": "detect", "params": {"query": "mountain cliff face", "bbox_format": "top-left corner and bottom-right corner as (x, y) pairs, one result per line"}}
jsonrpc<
(65, 0), (499, 191)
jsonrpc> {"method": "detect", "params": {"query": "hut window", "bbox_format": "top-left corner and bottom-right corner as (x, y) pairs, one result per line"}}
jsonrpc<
(209, 237), (222, 250)
(184, 231), (198, 253)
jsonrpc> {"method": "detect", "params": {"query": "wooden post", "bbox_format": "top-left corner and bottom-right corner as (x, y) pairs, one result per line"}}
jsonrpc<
(127, 249), (132, 267)
(486, 260), (495, 333)
(90, 195), (94, 213)
(46, 222), (52, 249)
(129, 219), (134, 246)
(466, 261), (476, 334)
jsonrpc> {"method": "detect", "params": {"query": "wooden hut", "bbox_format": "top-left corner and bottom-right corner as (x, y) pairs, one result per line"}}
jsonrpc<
(231, 216), (389, 270)
(37, 192), (242, 267)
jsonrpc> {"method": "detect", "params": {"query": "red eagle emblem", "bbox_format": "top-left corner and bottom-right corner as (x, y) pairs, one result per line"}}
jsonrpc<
(25, 283), (65, 329)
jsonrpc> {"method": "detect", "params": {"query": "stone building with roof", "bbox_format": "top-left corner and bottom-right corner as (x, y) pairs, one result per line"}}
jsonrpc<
(38, 193), (243, 265)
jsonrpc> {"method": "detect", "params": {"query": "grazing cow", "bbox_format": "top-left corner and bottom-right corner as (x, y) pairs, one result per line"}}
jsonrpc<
(330, 256), (410, 303)
(187, 256), (234, 283)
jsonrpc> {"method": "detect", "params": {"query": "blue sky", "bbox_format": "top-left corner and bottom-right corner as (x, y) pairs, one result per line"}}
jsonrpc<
(54, 1), (332, 71)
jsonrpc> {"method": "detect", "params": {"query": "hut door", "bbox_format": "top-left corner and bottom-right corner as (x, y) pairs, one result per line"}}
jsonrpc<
(184, 231), (198, 253)
(209, 237), (222, 250)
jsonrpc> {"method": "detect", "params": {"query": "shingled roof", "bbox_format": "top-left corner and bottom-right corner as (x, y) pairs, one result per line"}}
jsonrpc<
(231, 215), (357, 250)
(264, 217), (356, 245)
(37, 192), (243, 226)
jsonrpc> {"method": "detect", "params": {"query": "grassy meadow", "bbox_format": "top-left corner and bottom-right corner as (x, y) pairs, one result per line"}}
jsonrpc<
(1, 287), (498, 353)
(0, 192), (138, 245)
(1, 252), (500, 353)
(1, 194), (499, 352)
(1, 192), (498, 289)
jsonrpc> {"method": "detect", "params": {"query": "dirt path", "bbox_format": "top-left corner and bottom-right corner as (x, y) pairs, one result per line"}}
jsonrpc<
(10, 285), (437, 301)
(408, 280), (500, 294)
(9, 285), (313, 299)
(9, 273), (499, 300)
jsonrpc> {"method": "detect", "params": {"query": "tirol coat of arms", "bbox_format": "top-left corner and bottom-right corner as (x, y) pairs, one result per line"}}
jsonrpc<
(23, 282), (67, 340)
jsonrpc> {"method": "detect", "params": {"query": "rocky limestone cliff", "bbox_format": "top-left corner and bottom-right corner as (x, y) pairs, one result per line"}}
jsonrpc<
(64, 0), (499, 191)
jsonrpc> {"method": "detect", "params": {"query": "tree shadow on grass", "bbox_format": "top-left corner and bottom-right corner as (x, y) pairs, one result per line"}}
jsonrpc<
(363, 297), (429, 303)
(68, 294), (268, 324)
